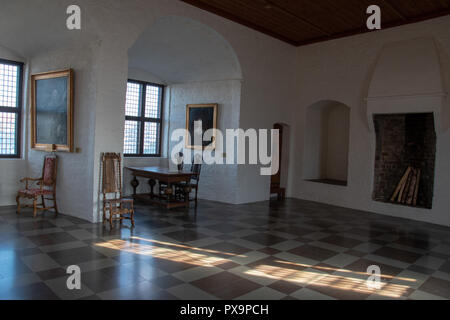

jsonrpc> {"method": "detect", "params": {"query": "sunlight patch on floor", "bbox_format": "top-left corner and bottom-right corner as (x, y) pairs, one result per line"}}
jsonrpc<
(131, 236), (244, 257)
(94, 237), (415, 298)
(94, 237), (245, 268)
(245, 263), (414, 298)
(276, 260), (416, 282)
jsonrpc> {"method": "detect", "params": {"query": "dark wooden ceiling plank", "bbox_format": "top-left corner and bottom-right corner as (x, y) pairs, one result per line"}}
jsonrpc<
(295, 9), (450, 47)
(268, 0), (351, 32)
(258, 0), (405, 36)
(181, 0), (298, 45)
(180, 0), (450, 47)
(226, 0), (322, 38)
(265, 0), (331, 36)
(275, 0), (403, 33)
(388, 0), (450, 18)
(383, 0), (408, 20)
(185, 0), (326, 41)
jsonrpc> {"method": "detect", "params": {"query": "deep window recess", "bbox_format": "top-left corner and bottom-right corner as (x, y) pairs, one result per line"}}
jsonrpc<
(0, 58), (23, 158)
(123, 80), (164, 157)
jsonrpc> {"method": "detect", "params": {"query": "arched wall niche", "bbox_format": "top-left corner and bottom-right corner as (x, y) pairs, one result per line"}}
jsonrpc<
(303, 100), (350, 186)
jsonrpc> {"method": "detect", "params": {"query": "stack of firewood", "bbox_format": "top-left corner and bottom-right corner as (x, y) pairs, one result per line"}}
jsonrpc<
(390, 166), (421, 206)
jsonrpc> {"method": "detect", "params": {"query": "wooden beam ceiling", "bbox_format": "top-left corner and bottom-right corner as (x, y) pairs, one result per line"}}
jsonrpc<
(181, 0), (450, 46)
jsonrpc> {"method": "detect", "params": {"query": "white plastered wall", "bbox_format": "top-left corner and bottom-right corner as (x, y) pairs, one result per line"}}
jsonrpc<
(0, 0), (295, 221)
(167, 80), (242, 204)
(27, 41), (99, 221)
(2, 1), (449, 227)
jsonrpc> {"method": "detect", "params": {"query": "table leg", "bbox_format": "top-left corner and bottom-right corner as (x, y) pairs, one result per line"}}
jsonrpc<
(131, 176), (139, 197)
(148, 179), (156, 198)
(167, 182), (172, 204)
(183, 178), (190, 208)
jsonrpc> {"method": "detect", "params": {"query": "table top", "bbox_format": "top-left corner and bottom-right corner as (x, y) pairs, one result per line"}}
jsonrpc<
(125, 166), (193, 176)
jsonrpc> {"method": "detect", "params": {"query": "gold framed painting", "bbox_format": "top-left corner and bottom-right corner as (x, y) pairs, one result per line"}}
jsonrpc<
(31, 69), (74, 152)
(185, 104), (218, 150)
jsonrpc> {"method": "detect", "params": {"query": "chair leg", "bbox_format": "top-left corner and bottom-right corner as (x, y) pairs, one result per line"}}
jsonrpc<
(41, 196), (46, 211)
(33, 199), (37, 218)
(102, 202), (107, 225)
(109, 210), (114, 229)
(194, 188), (198, 208)
(16, 195), (21, 215)
(129, 201), (135, 227)
(53, 194), (59, 215)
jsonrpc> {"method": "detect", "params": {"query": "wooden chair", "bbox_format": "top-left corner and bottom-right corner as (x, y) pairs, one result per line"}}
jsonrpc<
(101, 153), (135, 228)
(189, 162), (202, 207)
(159, 152), (184, 197)
(16, 154), (58, 218)
(175, 158), (202, 207)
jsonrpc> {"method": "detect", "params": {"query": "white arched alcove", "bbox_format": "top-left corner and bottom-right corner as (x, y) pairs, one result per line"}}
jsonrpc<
(124, 15), (243, 204)
(303, 100), (350, 186)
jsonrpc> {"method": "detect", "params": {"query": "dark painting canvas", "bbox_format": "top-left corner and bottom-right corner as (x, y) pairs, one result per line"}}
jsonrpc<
(35, 77), (68, 145)
(187, 105), (217, 148)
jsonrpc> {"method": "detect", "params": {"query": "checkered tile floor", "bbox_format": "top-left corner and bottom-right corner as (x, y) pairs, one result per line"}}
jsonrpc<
(1, 199), (450, 300)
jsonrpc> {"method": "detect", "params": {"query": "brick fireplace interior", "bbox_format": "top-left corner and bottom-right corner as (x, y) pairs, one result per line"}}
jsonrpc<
(373, 113), (436, 209)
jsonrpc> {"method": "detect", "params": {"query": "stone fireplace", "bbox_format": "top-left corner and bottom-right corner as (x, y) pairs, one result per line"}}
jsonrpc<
(365, 37), (447, 213)
(372, 113), (436, 209)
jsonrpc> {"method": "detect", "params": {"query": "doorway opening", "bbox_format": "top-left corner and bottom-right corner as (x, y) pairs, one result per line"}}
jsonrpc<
(270, 123), (290, 200)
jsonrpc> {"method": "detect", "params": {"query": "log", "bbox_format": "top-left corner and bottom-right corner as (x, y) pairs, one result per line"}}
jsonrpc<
(397, 166), (412, 202)
(413, 169), (421, 206)
(401, 169), (413, 203)
(406, 169), (417, 205)
(391, 167), (412, 202)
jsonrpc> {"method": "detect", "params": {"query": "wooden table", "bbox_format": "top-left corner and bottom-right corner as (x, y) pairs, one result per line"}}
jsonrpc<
(125, 166), (194, 209)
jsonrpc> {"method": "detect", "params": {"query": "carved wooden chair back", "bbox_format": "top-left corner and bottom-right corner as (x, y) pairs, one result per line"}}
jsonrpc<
(177, 152), (184, 171)
(100, 152), (134, 228)
(191, 163), (202, 184)
(101, 153), (123, 200)
(42, 154), (58, 190)
(190, 154), (202, 185)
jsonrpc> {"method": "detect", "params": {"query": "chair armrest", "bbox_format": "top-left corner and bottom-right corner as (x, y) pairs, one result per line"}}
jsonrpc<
(104, 198), (133, 204)
(20, 177), (43, 190)
(20, 177), (42, 183)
